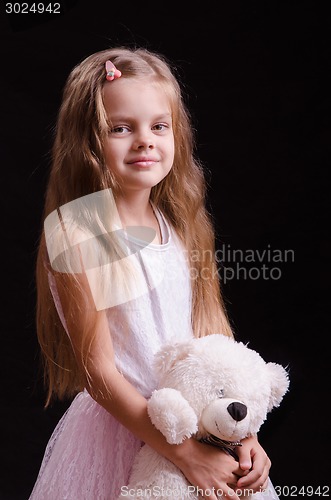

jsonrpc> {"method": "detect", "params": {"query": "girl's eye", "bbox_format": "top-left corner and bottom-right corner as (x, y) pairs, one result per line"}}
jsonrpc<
(152, 123), (168, 131)
(111, 125), (130, 134)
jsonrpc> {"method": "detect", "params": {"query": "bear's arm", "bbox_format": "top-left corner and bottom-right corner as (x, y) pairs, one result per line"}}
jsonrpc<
(147, 388), (198, 444)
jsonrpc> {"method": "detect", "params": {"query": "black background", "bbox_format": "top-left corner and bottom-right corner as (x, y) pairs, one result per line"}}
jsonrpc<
(0, 1), (330, 499)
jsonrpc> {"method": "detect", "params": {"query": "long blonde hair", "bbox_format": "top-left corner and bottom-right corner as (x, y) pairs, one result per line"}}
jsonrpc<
(36, 46), (233, 405)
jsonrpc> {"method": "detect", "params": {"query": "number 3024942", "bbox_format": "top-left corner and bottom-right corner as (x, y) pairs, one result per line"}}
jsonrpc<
(5, 3), (61, 14)
(274, 485), (330, 497)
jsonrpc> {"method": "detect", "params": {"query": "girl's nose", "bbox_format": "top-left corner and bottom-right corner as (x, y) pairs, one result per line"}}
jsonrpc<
(133, 130), (155, 150)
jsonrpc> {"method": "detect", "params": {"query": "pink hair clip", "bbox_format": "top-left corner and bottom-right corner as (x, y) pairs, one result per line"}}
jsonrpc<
(105, 60), (122, 81)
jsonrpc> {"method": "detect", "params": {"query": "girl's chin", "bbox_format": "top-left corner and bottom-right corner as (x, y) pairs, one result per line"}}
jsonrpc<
(119, 176), (168, 191)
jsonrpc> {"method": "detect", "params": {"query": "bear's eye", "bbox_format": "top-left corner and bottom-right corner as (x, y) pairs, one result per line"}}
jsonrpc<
(217, 389), (224, 398)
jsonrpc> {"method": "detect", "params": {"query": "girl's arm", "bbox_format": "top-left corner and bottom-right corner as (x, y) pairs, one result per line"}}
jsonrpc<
(55, 272), (270, 500)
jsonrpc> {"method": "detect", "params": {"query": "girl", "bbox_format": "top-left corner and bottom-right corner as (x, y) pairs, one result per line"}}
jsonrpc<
(30, 47), (278, 499)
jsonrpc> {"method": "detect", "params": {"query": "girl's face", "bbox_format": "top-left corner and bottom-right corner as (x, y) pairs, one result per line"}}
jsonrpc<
(103, 78), (175, 197)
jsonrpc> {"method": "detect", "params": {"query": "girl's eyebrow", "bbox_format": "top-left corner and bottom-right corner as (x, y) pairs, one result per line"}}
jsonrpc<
(109, 113), (172, 122)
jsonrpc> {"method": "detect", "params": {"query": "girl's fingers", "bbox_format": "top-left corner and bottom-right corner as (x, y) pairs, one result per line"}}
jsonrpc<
(237, 468), (269, 493)
(236, 445), (252, 471)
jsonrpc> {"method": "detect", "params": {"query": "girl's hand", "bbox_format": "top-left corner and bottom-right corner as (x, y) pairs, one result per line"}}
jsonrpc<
(235, 435), (271, 495)
(172, 439), (246, 500)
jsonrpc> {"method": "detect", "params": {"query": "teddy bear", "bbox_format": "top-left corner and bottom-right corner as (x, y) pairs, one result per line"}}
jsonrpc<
(118, 333), (289, 499)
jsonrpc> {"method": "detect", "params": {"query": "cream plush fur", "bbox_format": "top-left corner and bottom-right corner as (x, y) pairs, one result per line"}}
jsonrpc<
(118, 334), (289, 499)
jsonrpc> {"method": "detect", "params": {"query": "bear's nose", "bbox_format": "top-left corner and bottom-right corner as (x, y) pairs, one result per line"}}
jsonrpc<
(227, 402), (247, 422)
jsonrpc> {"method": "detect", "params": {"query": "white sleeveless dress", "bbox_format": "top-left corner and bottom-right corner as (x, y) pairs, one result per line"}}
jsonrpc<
(29, 210), (280, 500)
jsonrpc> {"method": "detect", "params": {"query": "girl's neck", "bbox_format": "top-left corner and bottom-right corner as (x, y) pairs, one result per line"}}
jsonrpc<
(115, 190), (153, 226)
(115, 190), (162, 245)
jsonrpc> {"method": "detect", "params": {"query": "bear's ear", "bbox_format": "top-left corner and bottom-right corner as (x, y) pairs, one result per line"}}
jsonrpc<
(153, 340), (194, 375)
(266, 362), (290, 411)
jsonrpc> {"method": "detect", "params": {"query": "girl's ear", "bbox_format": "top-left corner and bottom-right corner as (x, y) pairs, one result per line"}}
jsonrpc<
(153, 340), (194, 375)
